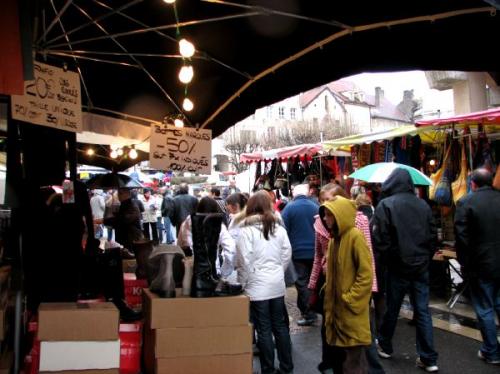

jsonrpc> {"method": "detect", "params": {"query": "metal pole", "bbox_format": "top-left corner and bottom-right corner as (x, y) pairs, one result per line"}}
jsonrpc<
(47, 12), (263, 49)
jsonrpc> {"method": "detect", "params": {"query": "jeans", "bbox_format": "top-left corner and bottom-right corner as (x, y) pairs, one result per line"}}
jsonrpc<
(251, 297), (294, 374)
(143, 222), (158, 243)
(294, 258), (316, 319)
(470, 277), (500, 361)
(163, 216), (175, 244)
(378, 271), (438, 366)
(156, 217), (164, 243)
(366, 305), (385, 374)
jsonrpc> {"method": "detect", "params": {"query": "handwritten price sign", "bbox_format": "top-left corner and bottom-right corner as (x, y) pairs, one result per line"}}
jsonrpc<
(149, 124), (212, 174)
(11, 61), (82, 132)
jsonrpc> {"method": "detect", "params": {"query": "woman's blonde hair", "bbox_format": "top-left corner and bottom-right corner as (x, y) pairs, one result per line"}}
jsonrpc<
(355, 193), (372, 208)
(319, 183), (349, 203)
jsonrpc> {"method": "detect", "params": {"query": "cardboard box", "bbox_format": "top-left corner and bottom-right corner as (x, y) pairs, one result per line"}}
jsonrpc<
(122, 259), (137, 273)
(149, 325), (252, 358)
(38, 302), (119, 341)
(40, 371), (119, 374)
(155, 354), (252, 374)
(143, 288), (249, 329)
(39, 340), (120, 371)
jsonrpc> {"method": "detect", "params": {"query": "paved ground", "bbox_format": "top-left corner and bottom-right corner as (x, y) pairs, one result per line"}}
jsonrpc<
(252, 288), (498, 373)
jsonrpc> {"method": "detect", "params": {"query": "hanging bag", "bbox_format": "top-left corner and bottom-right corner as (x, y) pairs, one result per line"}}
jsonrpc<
(451, 141), (469, 204)
(430, 143), (453, 206)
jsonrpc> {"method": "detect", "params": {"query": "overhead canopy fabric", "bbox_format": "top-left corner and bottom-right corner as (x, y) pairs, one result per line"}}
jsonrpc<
(322, 126), (439, 152)
(240, 144), (325, 163)
(24, 0), (500, 138)
(415, 108), (500, 127)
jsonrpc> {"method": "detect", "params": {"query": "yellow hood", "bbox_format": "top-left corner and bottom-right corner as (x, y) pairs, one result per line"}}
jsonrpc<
(319, 196), (356, 236)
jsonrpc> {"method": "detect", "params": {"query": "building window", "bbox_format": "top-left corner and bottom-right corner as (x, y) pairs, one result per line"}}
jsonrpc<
(267, 106), (272, 119)
(278, 107), (285, 119)
(324, 95), (329, 112)
(267, 127), (276, 139)
(290, 108), (296, 120)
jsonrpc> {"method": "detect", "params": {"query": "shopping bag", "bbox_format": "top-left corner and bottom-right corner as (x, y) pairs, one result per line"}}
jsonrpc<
(429, 144), (451, 201)
(451, 142), (468, 204)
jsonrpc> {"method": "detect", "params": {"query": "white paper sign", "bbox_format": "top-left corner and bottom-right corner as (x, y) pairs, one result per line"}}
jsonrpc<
(149, 124), (212, 174)
(11, 61), (82, 132)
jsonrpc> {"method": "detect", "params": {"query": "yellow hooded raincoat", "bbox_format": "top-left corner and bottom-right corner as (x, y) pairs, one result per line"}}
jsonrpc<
(320, 197), (372, 347)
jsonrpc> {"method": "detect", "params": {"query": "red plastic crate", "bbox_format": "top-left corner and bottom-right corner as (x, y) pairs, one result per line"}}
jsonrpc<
(120, 321), (143, 374)
(24, 307), (144, 374)
(124, 274), (147, 295)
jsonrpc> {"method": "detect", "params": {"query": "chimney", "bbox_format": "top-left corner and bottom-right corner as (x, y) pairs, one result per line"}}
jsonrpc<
(375, 87), (384, 107)
(403, 89), (414, 102)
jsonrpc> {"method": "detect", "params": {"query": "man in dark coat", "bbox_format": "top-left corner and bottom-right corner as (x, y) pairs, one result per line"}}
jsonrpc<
(371, 169), (439, 372)
(104, 188), (144, 251)
(171, 183), (198, 234)
(455, 168), (500, 364)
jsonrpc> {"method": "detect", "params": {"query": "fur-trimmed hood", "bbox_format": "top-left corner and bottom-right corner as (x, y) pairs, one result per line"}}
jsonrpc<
(240, 213), (283, 228)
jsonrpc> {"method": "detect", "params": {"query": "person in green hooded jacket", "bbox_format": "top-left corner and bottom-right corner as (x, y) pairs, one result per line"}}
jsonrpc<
(319, 196), (373, 374)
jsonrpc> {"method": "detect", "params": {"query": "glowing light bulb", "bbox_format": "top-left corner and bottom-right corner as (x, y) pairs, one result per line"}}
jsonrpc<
(174, 118), (184, 128)
(178, 65), (193, 84)
(110, 150), (118, 159)
(343, 174), (348, 180)
(429, 159), (436, 166)
(183, 98), (194, 111)
(129, 148), (138, 160)
(179, 39), (195, 58)
(163, 0), (175, 3)
(117, 148), (124, 156)
(86, 148), (95, 156)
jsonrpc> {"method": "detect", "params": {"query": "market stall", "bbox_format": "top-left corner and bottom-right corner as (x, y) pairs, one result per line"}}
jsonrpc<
(240, 143), (350, 198)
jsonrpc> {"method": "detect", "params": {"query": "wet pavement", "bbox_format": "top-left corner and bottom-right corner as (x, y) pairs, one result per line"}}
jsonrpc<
(252, 287), (499, 374)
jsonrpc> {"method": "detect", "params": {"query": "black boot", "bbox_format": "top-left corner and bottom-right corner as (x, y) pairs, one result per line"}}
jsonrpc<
(203, 214), (224, 281)
(113, 298), (143, 322)
(132, 239), (153, 282)
(149, 253), (176, 298)
(190, 213), (223, 297)
(99, 248), (142, 321)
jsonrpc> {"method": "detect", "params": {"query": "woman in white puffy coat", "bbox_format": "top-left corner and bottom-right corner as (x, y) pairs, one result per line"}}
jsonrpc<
(236, 191), (293, 374)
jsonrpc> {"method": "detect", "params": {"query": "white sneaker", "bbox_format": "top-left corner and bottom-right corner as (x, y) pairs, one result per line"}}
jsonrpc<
(478, 350), (500, 364)
(376, 344), (391, 359)
(416, 357), (439, 372)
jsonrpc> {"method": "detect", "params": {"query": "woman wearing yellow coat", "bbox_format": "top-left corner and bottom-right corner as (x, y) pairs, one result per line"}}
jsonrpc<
(319, 196), (373, 374)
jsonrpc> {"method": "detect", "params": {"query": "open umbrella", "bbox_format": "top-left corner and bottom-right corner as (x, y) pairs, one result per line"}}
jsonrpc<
(349, 162), (433, 186)
(86, 172), (143, 189)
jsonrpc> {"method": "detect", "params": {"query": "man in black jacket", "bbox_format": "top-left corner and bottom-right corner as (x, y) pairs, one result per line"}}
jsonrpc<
(371, 169), (439, 372)
(171, 183), (198, 235)
(455, 168), (500, 365)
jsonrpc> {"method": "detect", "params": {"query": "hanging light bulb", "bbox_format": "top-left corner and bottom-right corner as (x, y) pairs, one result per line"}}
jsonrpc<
(110, 150), (118, 159)
(179, 39), (195, 58)
(343, 174), (348, 180)
(117, 148), (124, 156)
(174, 118), (184, 128)
(178, 65), (194, 84)
(86, 148), (95, 156)
(129, 147), (138, 160)
(429, 159), (436, 166)
(183, 98), (194, 111)
(163, 0), (176, 3)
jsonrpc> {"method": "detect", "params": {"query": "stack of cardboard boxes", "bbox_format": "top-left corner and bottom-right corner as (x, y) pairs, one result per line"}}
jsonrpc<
(38, 302), (120, 374)
(143, 289), (253, 374)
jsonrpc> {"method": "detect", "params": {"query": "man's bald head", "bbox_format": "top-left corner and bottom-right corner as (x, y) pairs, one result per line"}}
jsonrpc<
(471, 168), (493, 190)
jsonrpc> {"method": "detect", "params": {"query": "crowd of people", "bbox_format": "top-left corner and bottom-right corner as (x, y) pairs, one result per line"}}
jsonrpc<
(90, 167), (500, 374)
